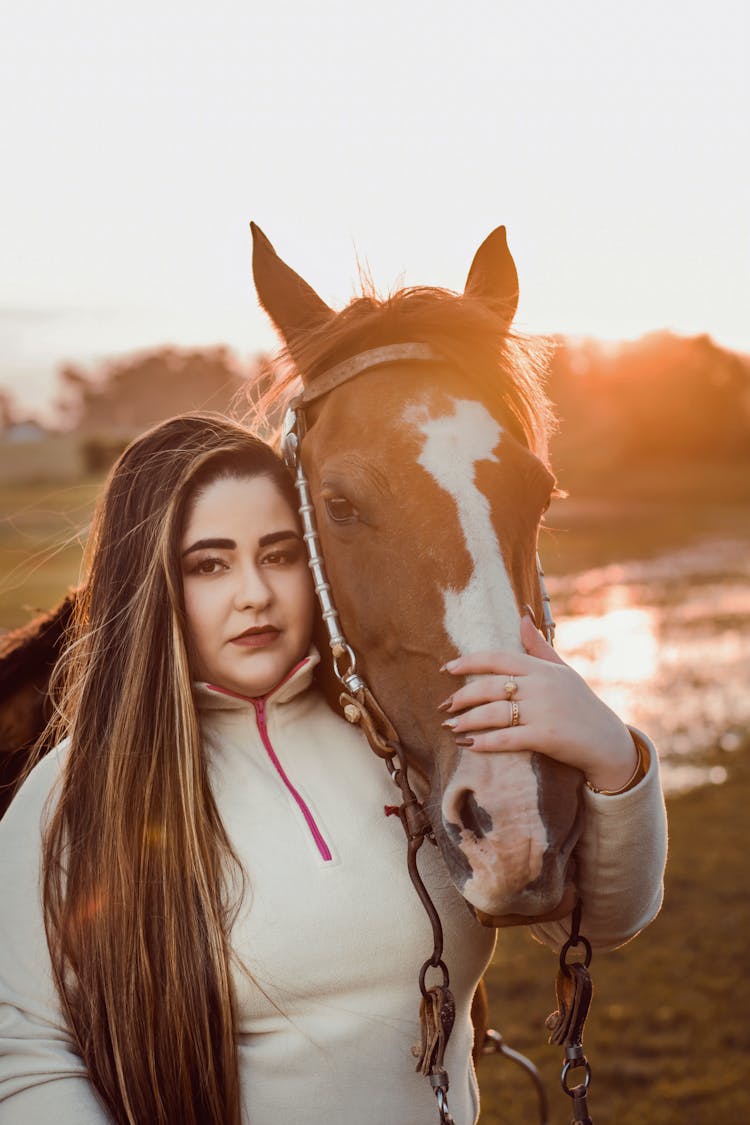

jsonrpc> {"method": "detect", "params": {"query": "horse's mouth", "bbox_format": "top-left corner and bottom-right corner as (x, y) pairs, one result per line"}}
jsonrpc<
(467, 882), (579, 929)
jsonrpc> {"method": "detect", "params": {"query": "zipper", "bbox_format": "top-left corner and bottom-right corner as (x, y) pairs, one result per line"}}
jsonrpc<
(252, 698), (333, 862)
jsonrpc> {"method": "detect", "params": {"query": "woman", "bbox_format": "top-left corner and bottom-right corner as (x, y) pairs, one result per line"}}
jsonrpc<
(0, 413), (667, 1125)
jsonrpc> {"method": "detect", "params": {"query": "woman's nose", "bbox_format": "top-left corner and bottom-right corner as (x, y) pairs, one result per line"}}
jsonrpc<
(234, 565), (273, 610)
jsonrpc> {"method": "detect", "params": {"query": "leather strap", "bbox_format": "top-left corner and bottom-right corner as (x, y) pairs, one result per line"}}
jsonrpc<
(294, 343), (439, 406)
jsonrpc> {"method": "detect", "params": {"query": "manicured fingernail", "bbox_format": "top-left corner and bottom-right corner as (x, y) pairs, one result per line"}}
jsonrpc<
(522, 604), (537, 626)
(440, 659), (459, 673)
(455, 737), (474, 748)
(441, 718), (457, 731)
(437, 697), (453, 713)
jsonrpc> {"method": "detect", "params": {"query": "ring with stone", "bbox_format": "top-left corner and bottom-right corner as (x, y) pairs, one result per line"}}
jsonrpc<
(504, 676), (518, 700)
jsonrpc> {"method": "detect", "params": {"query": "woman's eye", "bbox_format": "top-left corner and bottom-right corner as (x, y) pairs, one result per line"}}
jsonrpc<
(325, 496), (359, 523)
(263, 549), (294, 566)
(262, 540), (304, 566)
(192, 557), (225, 575)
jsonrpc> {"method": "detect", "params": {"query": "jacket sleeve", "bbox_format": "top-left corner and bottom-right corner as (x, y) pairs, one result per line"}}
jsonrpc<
(0, 746), (111, 1121)
(529, 728), (668, 952)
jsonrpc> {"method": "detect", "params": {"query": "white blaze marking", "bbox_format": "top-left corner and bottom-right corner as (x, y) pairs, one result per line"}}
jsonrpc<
(404, 396), (521, 655)
(404, 395), (548, 908)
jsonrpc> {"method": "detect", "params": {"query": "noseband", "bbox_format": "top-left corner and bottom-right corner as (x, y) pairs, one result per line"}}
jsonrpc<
(281, 344), (557, 1125)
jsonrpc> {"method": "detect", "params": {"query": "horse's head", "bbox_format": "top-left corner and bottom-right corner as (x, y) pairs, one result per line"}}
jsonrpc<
(251, 225), (583, 924)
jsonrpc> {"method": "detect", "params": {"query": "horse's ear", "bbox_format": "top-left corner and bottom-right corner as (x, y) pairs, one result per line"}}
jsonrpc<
(251, 223), (334, 352)
(464, 225), (519, 328)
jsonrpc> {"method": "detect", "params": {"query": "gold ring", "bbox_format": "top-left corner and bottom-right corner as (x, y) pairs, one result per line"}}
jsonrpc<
(510, 701), (520, 727)
(504, 677), (518, 699)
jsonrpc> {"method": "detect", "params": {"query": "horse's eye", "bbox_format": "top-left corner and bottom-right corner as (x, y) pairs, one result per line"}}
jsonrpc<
(325, 496), (359, 523)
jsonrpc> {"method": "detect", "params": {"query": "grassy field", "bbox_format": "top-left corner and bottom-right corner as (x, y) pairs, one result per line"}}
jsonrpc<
(542, 460), (750, 575)
(0, 477), (102, 629)
(478, 740), (750, 1124)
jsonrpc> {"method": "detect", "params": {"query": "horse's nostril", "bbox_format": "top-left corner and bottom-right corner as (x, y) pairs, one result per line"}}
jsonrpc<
(457, 791), (493, 840)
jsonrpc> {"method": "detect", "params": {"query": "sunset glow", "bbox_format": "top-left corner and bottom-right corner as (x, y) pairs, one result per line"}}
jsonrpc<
(1, 0), (748, 417)
(552, 542), (750, 795)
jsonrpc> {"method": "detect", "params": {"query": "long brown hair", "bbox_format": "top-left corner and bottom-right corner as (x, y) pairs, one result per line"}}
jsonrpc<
(41, 412), (297, 1125)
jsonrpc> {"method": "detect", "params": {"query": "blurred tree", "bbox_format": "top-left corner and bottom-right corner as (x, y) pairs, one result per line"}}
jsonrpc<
(547, 332), (750, 482)
(56, 347), (273, 435)
(45, 332), (750, 487)
(0, 388), (16, 431)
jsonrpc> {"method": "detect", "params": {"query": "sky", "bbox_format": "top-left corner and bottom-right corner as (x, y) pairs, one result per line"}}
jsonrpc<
(2, 0), (748, 418)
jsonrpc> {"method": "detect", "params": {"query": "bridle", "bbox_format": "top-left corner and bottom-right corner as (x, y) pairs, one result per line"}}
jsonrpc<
(281, 342), (556, 659)
(280, 343), (561, 1125)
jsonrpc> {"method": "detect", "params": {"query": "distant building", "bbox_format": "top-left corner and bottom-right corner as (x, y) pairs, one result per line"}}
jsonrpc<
(1, 421), (47, 444)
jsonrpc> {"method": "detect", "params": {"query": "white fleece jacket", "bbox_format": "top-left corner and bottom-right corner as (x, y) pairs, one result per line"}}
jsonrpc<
(0, 652), (667, 1124)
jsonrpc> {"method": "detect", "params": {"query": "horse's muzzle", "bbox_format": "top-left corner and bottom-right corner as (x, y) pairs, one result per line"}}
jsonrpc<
(439, 750), (584, 919)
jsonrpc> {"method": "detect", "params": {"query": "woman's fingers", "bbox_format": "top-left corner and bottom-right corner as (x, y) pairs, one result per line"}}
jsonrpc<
(441, 617), (567, 684)
(442, 650), (535, 678)
(446, 700), (573, 763)
(441, 699), (520, 734)
(440, 648), (569, 716)
(439, 674), (526, 714)
(454, 726), (532, 753)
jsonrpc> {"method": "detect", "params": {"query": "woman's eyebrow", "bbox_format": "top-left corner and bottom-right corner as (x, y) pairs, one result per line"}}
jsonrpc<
(182, 537), (235, 557)
(182, 530), (301, 557)
(258, 530), (301, 548)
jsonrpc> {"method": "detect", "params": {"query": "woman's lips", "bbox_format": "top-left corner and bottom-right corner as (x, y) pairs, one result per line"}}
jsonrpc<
(230, 627), (280, 648)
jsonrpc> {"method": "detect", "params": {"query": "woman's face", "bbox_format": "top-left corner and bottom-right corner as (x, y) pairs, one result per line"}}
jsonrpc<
(181, 474), (315, 697)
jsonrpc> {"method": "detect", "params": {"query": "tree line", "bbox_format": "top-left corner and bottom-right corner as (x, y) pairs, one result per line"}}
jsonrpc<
(546, 332), (750, 486)
(1, 333), (748, 485)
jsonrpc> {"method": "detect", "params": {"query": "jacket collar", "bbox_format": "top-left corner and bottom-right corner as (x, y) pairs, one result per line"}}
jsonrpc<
(194, 647), (321, 712)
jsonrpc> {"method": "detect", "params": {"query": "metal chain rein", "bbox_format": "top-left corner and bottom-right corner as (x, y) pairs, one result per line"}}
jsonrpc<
(556, 901), (595, 1124)
(284, 408), (457, 1125)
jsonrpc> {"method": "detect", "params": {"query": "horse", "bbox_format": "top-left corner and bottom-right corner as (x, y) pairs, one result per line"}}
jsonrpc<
(250, 223), (583, 926)
(1, 227), (583, 917)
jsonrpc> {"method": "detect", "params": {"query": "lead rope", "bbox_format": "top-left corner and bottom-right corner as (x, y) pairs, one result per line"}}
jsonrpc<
(533, 577), (598, 1124)
(345, 705), (457, 1124)
(546, 901), (596, 1124)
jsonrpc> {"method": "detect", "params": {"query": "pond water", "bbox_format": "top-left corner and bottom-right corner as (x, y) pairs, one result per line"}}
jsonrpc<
(547, 538), (750, 795)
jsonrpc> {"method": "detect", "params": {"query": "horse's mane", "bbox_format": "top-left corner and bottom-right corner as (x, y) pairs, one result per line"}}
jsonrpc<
(0, 594), (75, 816)
(257, 284), (556, 462)
(0, 594), (75, 695)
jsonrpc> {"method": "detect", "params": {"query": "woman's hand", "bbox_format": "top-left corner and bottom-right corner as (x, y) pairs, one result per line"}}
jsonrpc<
(439, 613), (639, 792)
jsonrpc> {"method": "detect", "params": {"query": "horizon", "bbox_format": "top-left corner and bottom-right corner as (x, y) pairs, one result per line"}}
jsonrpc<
(4, 317), (746, 429)
(5, 321), (744, 432)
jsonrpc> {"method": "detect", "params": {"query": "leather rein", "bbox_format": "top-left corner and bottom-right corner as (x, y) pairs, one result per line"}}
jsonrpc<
(280, 344), (557, 1125)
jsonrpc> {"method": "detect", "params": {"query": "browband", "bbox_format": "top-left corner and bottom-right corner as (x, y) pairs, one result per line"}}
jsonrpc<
(293, 343), (440, 407)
